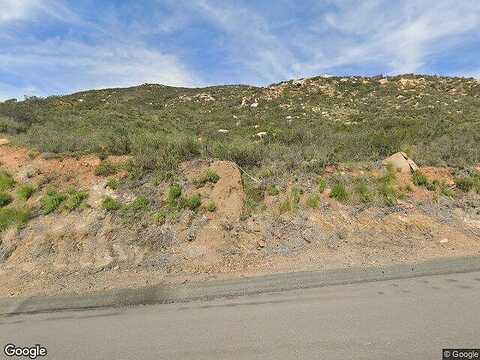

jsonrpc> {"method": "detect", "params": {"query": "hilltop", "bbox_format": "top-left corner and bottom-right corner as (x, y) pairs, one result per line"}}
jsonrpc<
(0, 75), (480, 297)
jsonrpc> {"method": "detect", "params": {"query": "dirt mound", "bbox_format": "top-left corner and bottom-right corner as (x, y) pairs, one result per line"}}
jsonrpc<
(182, 160), (245, 221)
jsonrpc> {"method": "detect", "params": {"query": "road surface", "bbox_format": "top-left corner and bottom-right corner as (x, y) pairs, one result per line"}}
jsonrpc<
(1, 270), (480, 359)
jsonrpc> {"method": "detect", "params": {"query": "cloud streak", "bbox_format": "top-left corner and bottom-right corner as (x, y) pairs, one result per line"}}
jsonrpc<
(0, 0), (479, 99)
(0, 0), (200, 99)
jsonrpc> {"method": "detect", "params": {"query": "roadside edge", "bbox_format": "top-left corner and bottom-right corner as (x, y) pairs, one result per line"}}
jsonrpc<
(2, 255), (480, 316)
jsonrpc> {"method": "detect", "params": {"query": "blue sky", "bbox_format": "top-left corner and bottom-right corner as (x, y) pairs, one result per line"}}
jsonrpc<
(1, 0), (479, 100)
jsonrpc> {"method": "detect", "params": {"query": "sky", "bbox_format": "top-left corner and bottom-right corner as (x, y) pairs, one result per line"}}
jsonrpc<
(0, 0), (479, 100)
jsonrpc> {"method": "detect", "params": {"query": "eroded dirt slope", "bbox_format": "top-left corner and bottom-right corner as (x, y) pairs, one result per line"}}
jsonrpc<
(0, 144), (479, 297)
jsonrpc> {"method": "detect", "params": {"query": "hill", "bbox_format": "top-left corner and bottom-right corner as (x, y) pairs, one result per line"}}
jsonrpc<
(0, 74), (480, 297)
(1, 75), (479, 171)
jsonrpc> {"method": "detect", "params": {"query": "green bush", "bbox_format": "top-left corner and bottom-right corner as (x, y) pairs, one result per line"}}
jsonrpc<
(102, 196), (122, 211)
(134, 136), (200, 171)
(454, 177), (475, 192)
(267, 185), (280, 196)
(306, 194), (320, 209)
(426, 180), (438, 192)
(441, 186), (455, 198)
(194, 169), (221, 187)
(64, 189), (88, 211)
(106, 178), (120, 190)
(209, 141), (264, 168)
(380, 183), (398, 206)
(0, 192), (13, 207)
(125, 196), (150, 213)
(0, 171), (15, 191)
(0, 208), (30, 231)
(17, 184), (35, 200)
(206, 201), (217, 212)
(185, 194), (201, 211)
(355, 183), (372, 203)
(167, 184), (182, 205)
(94, 161), (118, 176)
(0, 116), (26, 134)
(152, 210), (167, 224)
(206, 170), (220, 183)
(330, 183), (349, 202)
(290, 187), (303, 205)
(318, 178), (327, 193)
(41, 191), (66, 214)
(412, 171), (428, 187)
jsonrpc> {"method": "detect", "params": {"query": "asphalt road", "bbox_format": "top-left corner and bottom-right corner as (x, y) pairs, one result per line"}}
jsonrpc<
(1, 271), (480, 359)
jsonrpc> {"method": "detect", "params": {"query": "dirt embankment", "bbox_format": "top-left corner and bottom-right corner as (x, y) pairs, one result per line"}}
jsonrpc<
(0, 144), (479, 297)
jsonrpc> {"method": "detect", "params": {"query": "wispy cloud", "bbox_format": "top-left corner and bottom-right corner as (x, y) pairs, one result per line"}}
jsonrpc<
(0, 0), (39, 23)
(312, 0), (480, 74)
(0, 0), (199, 99)
(188, 0), (299, 84)
(175, 0), (480, 83)
(0, 0), (80, 25)
(0, 0), (479, 99)
(0, 39), (198, 98)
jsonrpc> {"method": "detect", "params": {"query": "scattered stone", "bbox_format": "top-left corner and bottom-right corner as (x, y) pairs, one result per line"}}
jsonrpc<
(88, 180), (116, 209)
(439, 238), (449, 244)
(218, 129), (229, 133)
(186, 216), (208, 242)
(250, 102), (258, 108)
(16, 165), (40, 182)
(39, 152), (60, 160)
(196, 93), (215, 102)
(255, 132), (267, 138)
(257, 239), (266, 248)
(292, 79), (306, 87)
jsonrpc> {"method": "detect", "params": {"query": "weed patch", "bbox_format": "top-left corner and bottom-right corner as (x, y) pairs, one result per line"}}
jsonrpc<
(17, 185), (35, 200)
(184, 194), (201, 211)
(94, 161), (118, 176)
(412, 171), (428, 187)
(330, 183), (349, 202)
(317, 178), (327, 193)
(206, 200), (217, 212)
(102, 196), (122, 211)
(0, 208), (30, 231)
(0, 171), (15, 191)
(267, 185), (280, 196)
(306, 194), (320, 208)
(195, 169), (221, 187)
(355, 182), (372, 203)
(0, 192), (13, 207)
(64, 189), (88, 211)
(41, 191), (66, 214)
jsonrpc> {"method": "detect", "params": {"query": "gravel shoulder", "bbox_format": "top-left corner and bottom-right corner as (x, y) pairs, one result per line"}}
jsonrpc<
(2, 255), (480, 316)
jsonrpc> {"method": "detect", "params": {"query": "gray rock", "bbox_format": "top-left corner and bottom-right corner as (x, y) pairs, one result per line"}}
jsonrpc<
(39, 152), (59, 160)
